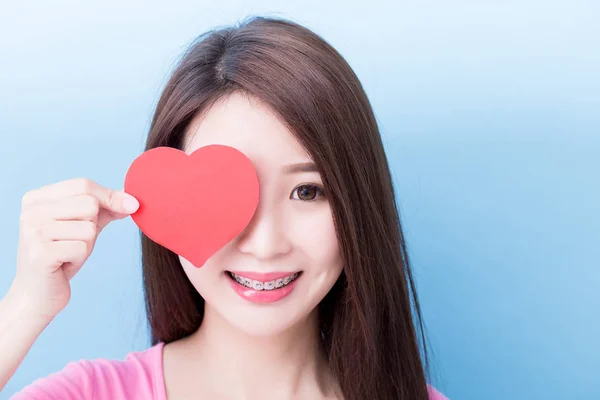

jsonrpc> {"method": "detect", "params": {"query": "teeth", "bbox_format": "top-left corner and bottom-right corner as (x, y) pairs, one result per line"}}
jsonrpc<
(264, 281), (275, 290)
(231, 272), (299, 291)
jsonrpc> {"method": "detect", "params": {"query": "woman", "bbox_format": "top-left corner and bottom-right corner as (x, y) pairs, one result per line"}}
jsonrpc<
(1, 16), (447, 399)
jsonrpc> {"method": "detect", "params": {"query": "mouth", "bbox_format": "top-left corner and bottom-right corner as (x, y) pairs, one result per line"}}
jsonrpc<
(226, 270), (303, 291)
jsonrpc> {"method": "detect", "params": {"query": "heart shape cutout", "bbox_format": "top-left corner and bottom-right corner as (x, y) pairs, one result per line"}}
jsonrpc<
(124, 145), (260, 267)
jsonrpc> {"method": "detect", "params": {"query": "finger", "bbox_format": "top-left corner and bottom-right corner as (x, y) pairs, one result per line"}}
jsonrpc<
(42, 240), (90, 273)
(61, 262), (82, 281)
(88, 184), (139, 215)
(22, 178), (97, 205)
(24, 195), (101, 222)
(22, 178), (139, 215)
(43, 220), (98, 242)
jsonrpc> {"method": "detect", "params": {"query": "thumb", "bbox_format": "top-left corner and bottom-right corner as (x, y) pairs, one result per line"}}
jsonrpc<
(88, 181), (140, 215)
(119, 191), (140, 214)
(97, 191), (139, 231)
(110, 191), (140, 215)
(99, 189), (139, 216)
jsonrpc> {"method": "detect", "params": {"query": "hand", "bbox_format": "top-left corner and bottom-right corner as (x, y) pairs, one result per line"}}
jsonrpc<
(10, 178), (139, 321)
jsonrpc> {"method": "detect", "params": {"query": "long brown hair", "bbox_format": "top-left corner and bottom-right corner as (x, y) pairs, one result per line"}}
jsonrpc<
(140, 15), (430, 400)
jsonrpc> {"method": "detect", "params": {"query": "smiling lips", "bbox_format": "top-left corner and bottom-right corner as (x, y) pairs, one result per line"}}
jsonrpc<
(226, 270), (302, 303)
(228, 271), (298, 282)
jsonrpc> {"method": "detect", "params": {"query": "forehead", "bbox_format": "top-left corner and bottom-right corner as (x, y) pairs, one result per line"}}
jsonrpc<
(182, 92), (311, 166)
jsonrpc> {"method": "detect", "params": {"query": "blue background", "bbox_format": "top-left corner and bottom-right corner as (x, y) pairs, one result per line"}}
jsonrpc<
(1, 1), (598, 399)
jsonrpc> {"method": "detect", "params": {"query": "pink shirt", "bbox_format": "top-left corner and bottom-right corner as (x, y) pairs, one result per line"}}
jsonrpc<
(11, 342), (448, 399)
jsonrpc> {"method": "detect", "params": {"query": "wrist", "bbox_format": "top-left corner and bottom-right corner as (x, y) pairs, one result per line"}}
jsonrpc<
(3, 284), (55, 328)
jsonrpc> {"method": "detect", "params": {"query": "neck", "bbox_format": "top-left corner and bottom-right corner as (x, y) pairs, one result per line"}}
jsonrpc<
(184, 304), (337, 399)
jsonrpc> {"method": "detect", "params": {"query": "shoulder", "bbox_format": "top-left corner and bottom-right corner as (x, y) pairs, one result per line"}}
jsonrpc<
(11, 342), (166, 400)
(428, 384), (449, 400)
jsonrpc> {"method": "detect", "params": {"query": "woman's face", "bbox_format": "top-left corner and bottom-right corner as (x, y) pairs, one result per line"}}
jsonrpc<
(179, 92), (344, 336)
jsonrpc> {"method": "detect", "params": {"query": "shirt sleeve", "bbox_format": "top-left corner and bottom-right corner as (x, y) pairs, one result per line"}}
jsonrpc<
(9, 348), (163, 400)
(10, 360), (95, 400)
(428, 384), (449, 400)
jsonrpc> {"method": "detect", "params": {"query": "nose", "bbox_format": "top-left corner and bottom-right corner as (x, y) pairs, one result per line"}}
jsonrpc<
(236, 200), (292, 261)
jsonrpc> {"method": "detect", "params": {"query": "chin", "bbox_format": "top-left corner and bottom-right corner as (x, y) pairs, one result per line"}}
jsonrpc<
(206, 284), (322, 338)
(223, 310), (308, 337)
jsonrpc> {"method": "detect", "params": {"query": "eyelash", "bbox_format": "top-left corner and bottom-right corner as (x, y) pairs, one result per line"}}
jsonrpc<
(291, 184), (326, 202)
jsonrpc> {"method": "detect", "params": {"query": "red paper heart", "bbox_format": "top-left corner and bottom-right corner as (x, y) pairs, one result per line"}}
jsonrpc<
(124, 145), (260, 267)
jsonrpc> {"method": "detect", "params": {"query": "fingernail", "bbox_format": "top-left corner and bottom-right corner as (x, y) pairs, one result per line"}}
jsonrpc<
(122, 196), (139, 213)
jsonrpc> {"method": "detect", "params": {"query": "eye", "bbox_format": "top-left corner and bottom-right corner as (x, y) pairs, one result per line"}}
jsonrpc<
(291, 184), (326, 202)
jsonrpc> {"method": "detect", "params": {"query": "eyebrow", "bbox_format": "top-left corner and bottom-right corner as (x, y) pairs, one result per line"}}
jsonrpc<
(282, 162), (319, 174)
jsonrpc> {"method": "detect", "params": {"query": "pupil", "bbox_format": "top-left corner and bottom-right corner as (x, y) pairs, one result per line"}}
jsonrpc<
(299, 185), (316, 200)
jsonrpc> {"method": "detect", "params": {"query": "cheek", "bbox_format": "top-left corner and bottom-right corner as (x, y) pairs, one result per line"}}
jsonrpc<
(291, 207), (342, 269)
(179, 255), (219, 295)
